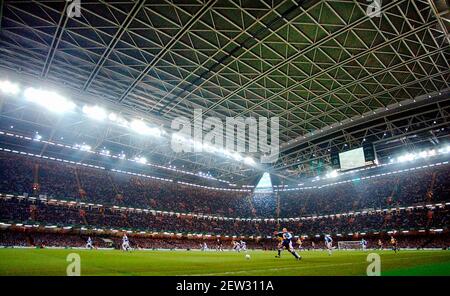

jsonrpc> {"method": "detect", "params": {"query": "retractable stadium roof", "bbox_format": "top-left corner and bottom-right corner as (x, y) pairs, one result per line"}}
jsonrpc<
(0, 0), (449, 185)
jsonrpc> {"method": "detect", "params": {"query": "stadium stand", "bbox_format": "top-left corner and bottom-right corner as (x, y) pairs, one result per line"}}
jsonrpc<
(1, 195), (448, 235)
(1, 151), (450, 217)
(0, 229), (448, 250)
(0, 152), (449, 249)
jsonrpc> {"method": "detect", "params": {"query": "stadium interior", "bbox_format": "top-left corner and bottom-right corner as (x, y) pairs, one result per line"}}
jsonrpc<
(0, 0), (449, 276)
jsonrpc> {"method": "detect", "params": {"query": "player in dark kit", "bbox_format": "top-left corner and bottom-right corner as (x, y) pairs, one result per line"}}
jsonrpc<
(275, 228), (302, 260)
(377, 239), (383, 250)
(216, 239), (223, 251)
(390, 236), (399, 253)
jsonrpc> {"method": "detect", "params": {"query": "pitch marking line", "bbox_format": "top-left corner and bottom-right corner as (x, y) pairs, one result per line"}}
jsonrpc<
(179, 262), (357, 276)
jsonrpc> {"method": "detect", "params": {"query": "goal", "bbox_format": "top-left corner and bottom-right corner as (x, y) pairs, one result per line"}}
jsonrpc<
(337, 241), (362, 250)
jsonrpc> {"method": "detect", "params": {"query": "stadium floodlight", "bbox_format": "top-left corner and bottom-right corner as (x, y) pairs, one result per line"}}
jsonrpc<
(82, 105), (107, 121)
(231, 152), (243, 161)
(108, 112), (129, 127)
(222, 149), (232, 157)
(202, 143), (217, 153)
(100, 149), (110, 156)
(79, 144), (91, 152)
(131, 119), (148, 134)
(108, 112), (118, 121)
(428, 149), (436, 157)
(130, 119), (162, 137)
(397, 153), (415, 163)
(243, 156), (255, 165)
(172, 133), (186, 141)
(24, 87), (75, 113)
(135, 156), (147, 164)
(0, 80), (20, 95)
(326, 170), (339, 178)
(418, 151), (428, 158)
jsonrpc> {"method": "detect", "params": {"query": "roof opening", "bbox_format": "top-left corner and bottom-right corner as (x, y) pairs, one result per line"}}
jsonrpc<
(254, 172), (273, 193)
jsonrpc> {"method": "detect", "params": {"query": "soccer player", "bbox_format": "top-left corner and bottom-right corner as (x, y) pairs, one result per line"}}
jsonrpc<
(86, 237), (93, 249)
(275, 228), (301, 260)
(122, 234), (131, 251)
(296, 237), (303, 251)
(377, 239), (383, 250)
(240, 240), (247, 252)
(232, 240), (241, 252)
(202, 242), (208, 251)
(216, 239), (223, 251)
(324, 234), (333, 256)
(275, 231), (283, 250)
(390, 236), (398, 253)
(360, 238), (368, 251)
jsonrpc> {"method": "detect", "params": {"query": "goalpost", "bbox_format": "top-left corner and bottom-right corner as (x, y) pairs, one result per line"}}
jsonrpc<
(337, 241), (362, 250)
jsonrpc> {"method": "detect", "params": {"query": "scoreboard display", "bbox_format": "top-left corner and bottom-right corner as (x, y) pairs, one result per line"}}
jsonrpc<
(335, 144), (376, 171)
(338, 147), (366, 171)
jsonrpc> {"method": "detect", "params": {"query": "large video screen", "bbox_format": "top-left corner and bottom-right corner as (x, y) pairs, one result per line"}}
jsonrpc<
(338, 147), (366, 171)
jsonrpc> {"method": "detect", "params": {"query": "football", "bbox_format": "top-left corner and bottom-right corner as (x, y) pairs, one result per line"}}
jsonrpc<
(245, 254), (251, 260)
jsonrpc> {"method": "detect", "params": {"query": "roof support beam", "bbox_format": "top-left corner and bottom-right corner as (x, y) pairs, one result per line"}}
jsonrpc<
(189, 0), (405, 117)
(0, 0), (4, 31)
(117, 0), (218, 103)
(156, 0), (309, 115)
(276, 40), (445, 137)
(273, 90), (450, 175)
(41, 1), (69, 78)
(428, 0), (450, 45)
(82, 0), (147, 91)
(279, 66), (450, 154)
(230, 18), (438, 124)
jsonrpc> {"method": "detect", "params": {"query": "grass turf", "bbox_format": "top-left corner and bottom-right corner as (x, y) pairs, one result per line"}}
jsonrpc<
(0, 248), (449, 276)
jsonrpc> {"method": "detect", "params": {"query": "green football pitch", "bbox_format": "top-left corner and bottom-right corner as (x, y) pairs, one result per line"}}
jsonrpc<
(0, 249), (449, 276)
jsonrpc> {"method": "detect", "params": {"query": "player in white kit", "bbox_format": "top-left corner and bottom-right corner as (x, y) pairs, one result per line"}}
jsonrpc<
(325, 235), (333, 256)
(122, 234), (131, 251)
(86, 237), (93, 249)
(232, 240), (241, 252)
(360, 238), (368, 251)
(240, 240), (247, 251)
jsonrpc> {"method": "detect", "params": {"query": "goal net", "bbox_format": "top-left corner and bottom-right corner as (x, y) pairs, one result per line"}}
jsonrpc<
(337, 241), (362, 250)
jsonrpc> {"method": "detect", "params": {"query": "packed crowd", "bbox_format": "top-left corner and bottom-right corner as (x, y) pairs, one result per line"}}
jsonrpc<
(1, 229), (448, 250)
(279, 168), (450, 217)
(0, 153), (253, 217)
(1, 197), (448, 237)
(1, 152), (449, 248)
(1, 152), (449, 219)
